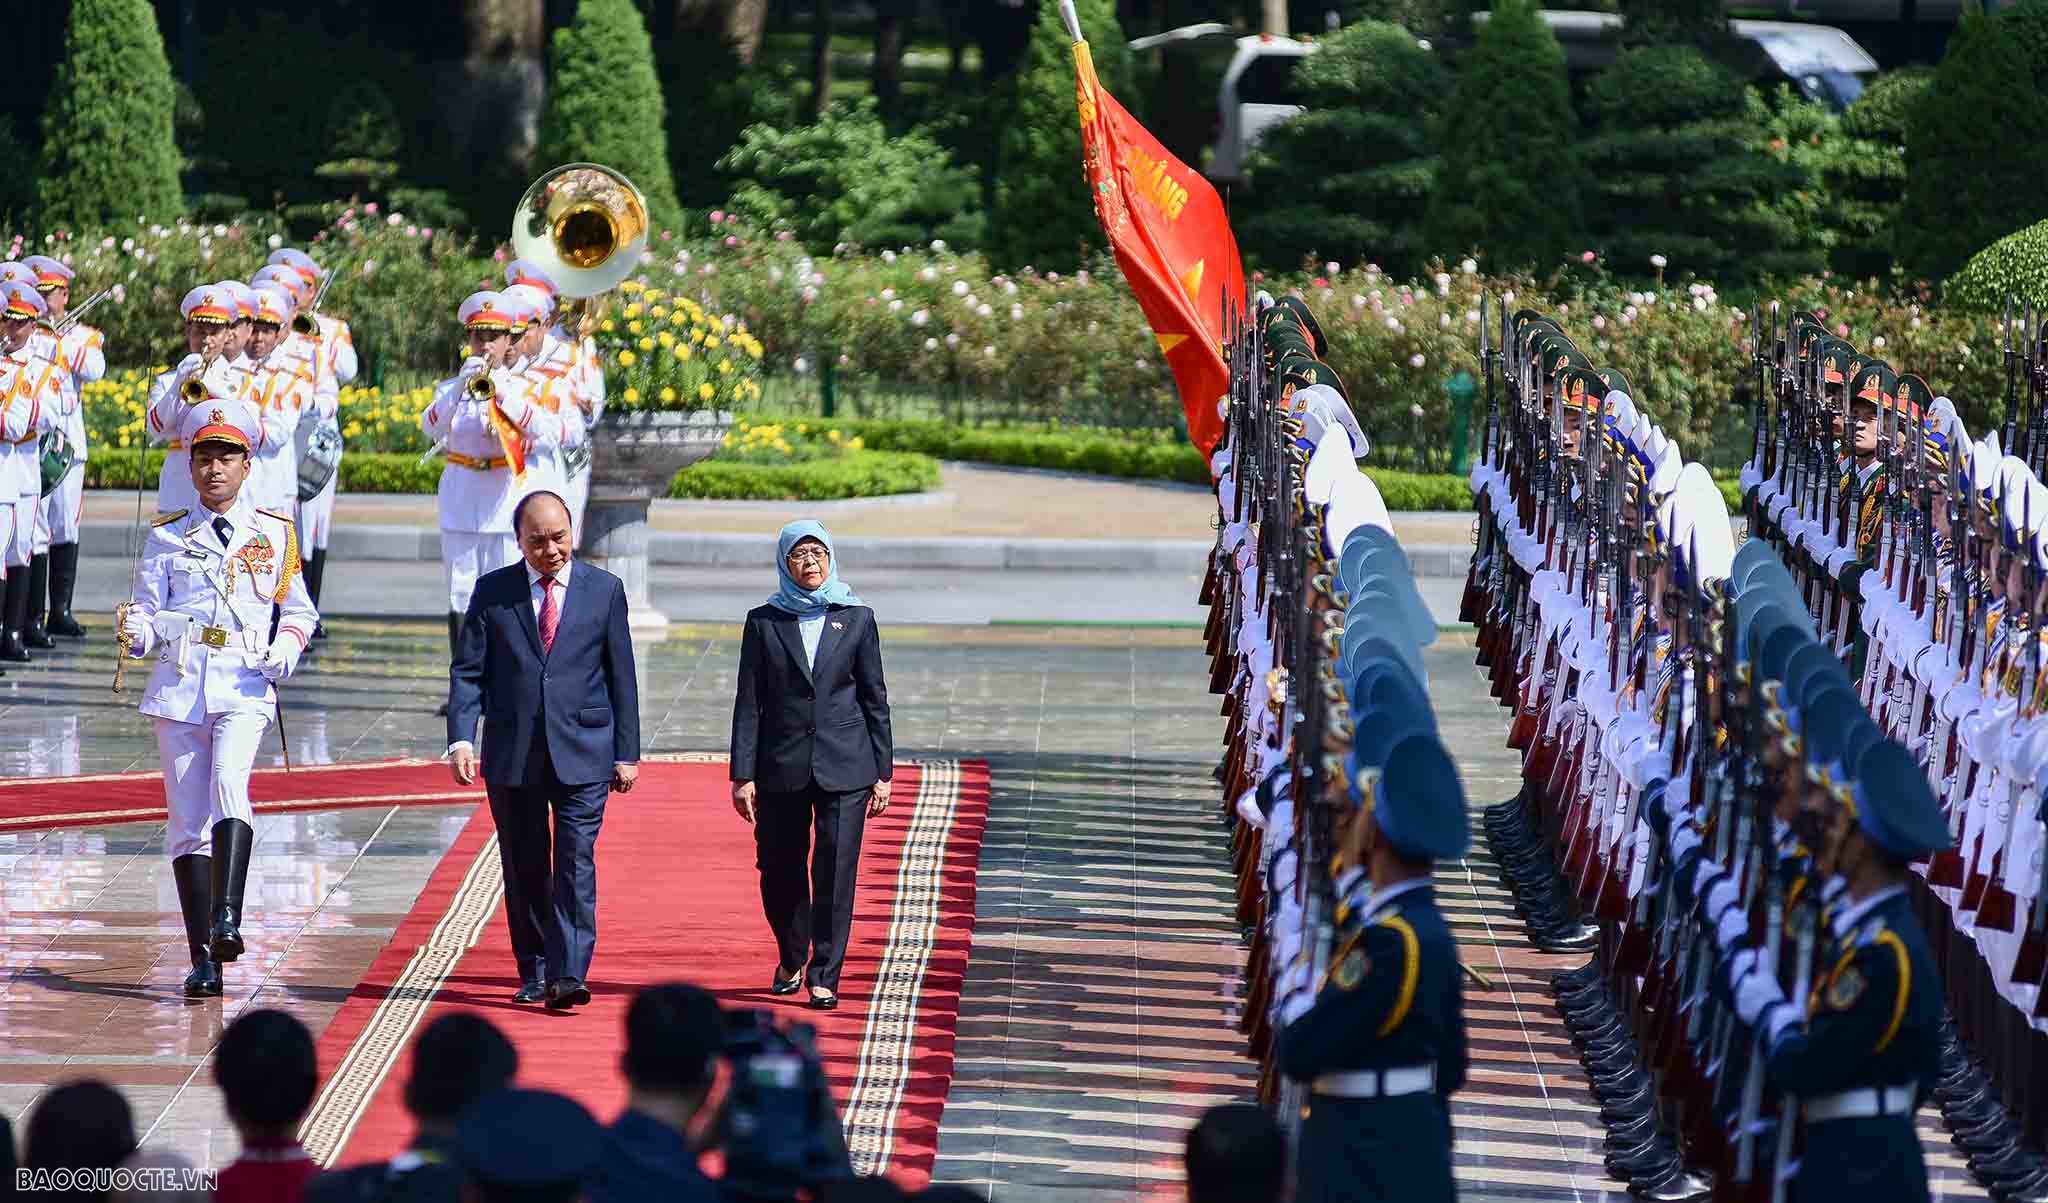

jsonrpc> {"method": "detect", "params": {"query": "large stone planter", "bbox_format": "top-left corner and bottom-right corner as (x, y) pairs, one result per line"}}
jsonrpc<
(578, 407), (731, 635)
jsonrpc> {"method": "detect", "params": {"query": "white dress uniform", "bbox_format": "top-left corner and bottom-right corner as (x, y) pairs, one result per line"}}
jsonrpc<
(502, 285), (584, 506)
(0, 285), (60, 573)
(504, 262), (605, 535)
(122, 397), (316, 996)
(148, 286), (255, 514)
(24, 256), (103, 550)
(265, 250), (355, 550)
(244, 289), (316, 515)
(423, 290), (563, 615)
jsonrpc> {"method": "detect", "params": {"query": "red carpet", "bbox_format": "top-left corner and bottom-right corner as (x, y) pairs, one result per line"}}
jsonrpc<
(300, 758), (989, 1187)
(0, 759), (474, 832)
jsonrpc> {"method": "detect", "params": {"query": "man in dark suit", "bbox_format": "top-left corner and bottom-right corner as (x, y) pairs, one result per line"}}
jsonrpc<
(730, 522), (892, 1010)
(448, 489), (640, 1010)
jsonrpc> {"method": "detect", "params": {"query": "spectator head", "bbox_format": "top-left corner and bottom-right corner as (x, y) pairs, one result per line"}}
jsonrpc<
(111, 1147), (209, 1202)
(403, 1013), (518, 1137)
(213, 1009), (318, 1140)
(455, 1088), (603, 1203)
(24, 1079), (136, 1174)
(621, 983), (723, 1102)
(1184, 1104), (1286, 1203)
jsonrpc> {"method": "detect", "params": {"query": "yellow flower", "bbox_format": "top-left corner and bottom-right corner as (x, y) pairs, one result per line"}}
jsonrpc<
(717, 359), (733, 375)
(645, 288), (666, 302)
(698, 383), (715, 401)
(674, 344), (691, 361)
(620, 280), (644, 294)
(746, 341), (762, 360)
(705, 335), (721, 349)
(623, 304), (643, 320)
(637, 337), (654, 352)
(828, 429), (841, 442)
(657, 331), (674, 348)
(773, 439), (791, 453)
(847, 436), (864, 451)
(660, 387), (676, 402)
(618, 350), (636, 367)
(797, 423), (809, 434)
(628, 321), (643, 336)
(736, 418), (750, 431)
(721, 433), (734, 447)
(601, 319), (615, 333)
(651, 305), (667, 318)
(623, 387), (641, 403)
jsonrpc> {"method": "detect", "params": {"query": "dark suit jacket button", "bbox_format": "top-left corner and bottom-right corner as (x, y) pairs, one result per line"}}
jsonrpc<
(807, 725), (817, 735)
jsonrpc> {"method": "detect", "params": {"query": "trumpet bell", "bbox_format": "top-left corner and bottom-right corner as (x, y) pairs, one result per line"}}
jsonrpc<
(511, 163), (648, 299)
(179, 374), (209, 403)
(464, 372), (496, 403)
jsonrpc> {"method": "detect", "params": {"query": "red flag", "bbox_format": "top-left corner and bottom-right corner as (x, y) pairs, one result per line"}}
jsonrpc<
(1071, 36), (1245, 460)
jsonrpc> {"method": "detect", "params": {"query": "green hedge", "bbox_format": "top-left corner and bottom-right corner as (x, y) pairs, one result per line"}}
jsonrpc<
(758, 417), (1214, 484)
(669, 450), (939, 500)
(90, 448), (941, 503)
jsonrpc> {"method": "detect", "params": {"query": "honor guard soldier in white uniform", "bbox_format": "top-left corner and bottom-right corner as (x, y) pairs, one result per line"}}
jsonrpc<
(422, 290), (562, 710)
(0, 282), (59, 663)
(501, 283), (584, 503)
(244, 287), (315, 515)
(265, 250), (352, 635)
(148, 285), (251, 514)
(119, 398), (317, 998)
(23, 255), (103, 641)
(506, 260), (605, 534)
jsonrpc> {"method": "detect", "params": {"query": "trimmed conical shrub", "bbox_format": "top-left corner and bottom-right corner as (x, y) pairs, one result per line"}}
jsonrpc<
(1426, 0), (1581, 272)
(38, 0), (184, 227)
(536, 0), (687, 236)
(1898, 7), (2048, 285)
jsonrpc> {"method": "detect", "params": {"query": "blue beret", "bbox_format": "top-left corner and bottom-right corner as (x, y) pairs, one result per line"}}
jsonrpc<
(1850, 741), (1951, 859)
(1777, 641), (1838, 704)
(1796, 686), (1862, 769)
(1350, 707), (1434, 780)
(1350, 570), (1437, 648)
(454, 1088), (604, 1189)
(1341, 626), (1425, 687)
(1347, 656), (1431, 725)
(1369, 734), (1470, 861)
(1755, 621), (1810, 685)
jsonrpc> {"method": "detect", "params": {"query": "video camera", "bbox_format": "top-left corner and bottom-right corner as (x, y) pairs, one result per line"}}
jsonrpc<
(719, 1007), (853, 1200)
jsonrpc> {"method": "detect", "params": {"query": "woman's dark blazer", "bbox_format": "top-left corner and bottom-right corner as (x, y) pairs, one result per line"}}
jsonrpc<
(729, 602), (893, 793)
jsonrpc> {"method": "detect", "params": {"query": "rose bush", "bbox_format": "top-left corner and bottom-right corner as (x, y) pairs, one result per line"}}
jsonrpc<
(44, 206), (2038, 474)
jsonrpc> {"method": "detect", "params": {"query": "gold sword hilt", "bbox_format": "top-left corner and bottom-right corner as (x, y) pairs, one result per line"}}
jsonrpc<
(113, 600), (133, 695)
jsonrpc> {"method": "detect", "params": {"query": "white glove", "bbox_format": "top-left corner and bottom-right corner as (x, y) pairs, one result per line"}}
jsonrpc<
(151, 610), (189, 642)
(1277, 988), (1314, 1026)
(257, 641), (298, 683)
(1669, 822), (1702, 865)
(1731, 953), (1786, 1027)
(119, 608), (154, 657)
(1698, 871), (1738, 922)
(1713, 900), (1750, 953)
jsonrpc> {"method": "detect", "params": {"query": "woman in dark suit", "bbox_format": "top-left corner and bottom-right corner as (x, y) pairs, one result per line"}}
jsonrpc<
(730, 520), (893, 1010)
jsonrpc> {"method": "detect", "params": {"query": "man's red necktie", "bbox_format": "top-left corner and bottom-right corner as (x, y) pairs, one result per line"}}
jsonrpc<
(538, 575), (559, 654)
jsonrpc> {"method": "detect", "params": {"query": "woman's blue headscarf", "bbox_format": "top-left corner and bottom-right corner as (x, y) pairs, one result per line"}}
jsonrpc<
(768, 520), (862, 617)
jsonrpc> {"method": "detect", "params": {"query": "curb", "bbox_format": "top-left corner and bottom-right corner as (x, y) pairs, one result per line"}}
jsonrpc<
(76, 520), (1477, 577)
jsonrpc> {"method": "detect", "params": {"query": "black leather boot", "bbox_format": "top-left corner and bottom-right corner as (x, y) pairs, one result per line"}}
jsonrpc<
(436, 611), (458, 716)
(22, 552), (52, 649)
(305, 549), (328, 638)
(207, 819), (254, 964)
(0, 568), (32, 662)
(45, 543), (85, 637)
(172, 854), (222, 997)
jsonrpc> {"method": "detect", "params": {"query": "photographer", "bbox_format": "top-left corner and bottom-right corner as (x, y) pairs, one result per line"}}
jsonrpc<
(588, 984), (727, 1202)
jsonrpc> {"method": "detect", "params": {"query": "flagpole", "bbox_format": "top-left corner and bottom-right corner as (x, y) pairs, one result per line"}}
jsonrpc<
(1058, 0), (1084, 42)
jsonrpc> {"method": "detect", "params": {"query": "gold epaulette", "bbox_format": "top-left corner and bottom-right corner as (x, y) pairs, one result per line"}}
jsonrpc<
(151, 509), (187, 527)
(255, 507), (295, 525)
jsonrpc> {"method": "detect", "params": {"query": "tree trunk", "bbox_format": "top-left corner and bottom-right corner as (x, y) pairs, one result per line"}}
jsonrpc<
(1261, 0), (1288, 35)
(809, 0), (833, 117)
(651, 0), (768, 63)
(434, 0), (547, 177)
(873, 0), (913, 117)
(940, 0), (968, 88)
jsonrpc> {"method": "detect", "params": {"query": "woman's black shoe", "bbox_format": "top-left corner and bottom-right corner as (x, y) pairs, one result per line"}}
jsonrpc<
(809, 989), (838, 1010)
(771, 966), (804, 995)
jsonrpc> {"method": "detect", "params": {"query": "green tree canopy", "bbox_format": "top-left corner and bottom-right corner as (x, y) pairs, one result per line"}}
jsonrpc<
(1236, 21), (1449, 278)
(1425, 0), (1581, 273)
(536, 0), (687, 236)
(38, 0), (184, 227)
(721, 99), (984, 252)
(1821, 67), (1929, 281)
(1945, 217), (2048, 312)
(1898, 7), (2048, 285)
(986, 0), (1132, 272)
(1578, 44), (1817, 283)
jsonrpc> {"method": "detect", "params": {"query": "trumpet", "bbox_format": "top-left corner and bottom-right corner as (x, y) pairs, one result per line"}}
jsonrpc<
(178, 352), (219, 403)
(512, 163), (648, 300)
(55, 287), (113, 335)
(291, 271), (336, 337)
(464, 369), (496, 403)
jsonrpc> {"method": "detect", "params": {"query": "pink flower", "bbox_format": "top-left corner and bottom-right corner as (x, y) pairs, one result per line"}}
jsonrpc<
(724, 235), (739, 248)
(419, 228), (434, 239)
(709, 210), (726, 225)
(660, 231), (672, 241)
(1250, 271), (1264, 283)
(364, 202), (379, 215)
(1836, 322), (1849, 337)
(492, 247), (506, 262)
(776, 231), (793, 242)
(1581, 251), (1596, 264)
(1312, 277), (1329, 289)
